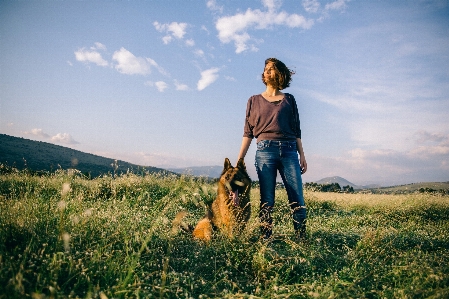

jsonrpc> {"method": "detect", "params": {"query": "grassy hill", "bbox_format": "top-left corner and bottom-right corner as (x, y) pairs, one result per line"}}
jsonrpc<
(0, 134), (170, 177)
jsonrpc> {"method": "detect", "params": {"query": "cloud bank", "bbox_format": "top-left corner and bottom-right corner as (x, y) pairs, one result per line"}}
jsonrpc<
(306, 130), (449, 186)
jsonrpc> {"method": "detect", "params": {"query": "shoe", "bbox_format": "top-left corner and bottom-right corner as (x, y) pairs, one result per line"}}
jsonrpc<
(293, 212), (307, 242)
(295, 227), (307, 242)
(259, 207), (273, 242)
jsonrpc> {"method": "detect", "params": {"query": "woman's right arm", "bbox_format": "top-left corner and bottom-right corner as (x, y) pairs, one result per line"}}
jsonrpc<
(239, 96), (254, 162)
(237, 137), (252, 161)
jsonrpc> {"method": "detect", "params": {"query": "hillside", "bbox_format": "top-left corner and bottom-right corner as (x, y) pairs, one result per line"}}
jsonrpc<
(0, 134), (170, 177)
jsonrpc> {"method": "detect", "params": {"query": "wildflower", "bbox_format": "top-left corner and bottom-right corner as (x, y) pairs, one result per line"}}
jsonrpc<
(71, 215), (80, 225)
(83, 208), (93, 217)
(62, 232), (70, 252)
(61, 183), (71, 196)
(57, 200), (67, 211)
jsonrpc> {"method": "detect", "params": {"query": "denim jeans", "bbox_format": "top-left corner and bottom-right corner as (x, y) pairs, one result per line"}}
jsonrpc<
(255, 140), (306, 236)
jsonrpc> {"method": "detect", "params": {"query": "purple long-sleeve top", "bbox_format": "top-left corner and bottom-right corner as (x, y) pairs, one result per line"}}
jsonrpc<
(243, 93), (301, 142)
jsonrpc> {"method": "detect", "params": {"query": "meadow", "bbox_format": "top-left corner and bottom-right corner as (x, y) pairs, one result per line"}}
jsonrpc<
(1, 166), (448, 298)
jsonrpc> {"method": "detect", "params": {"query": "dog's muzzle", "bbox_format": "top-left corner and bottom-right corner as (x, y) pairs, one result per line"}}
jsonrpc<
(226, 180), (245, 206)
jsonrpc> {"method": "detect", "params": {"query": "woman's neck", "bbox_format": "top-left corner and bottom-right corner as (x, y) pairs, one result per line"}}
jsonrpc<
(264, 86), (280, 97)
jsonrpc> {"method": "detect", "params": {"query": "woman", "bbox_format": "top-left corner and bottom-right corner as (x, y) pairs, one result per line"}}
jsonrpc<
(237, 57), (307, 241)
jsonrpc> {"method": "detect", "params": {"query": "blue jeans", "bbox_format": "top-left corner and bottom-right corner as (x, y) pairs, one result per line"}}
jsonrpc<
(255, 140), (306, 237)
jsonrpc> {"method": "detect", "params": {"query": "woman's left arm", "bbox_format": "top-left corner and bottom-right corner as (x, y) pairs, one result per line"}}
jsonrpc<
(296, 138), (307, 174)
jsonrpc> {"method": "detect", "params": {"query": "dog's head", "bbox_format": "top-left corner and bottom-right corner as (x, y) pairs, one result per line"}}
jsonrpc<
(220, 158), (251, 206)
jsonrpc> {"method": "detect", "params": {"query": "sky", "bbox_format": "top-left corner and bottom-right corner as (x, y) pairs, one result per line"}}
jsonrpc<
(1, 0), (448, 186)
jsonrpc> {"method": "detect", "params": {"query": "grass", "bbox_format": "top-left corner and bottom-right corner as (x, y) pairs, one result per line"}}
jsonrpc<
(1, 168), (448, 298)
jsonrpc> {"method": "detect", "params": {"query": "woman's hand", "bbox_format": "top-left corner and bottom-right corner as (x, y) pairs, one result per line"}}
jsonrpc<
(237, 137), (252, 163)
(296, 138), (307, 174)
(300, 155), (307, 174)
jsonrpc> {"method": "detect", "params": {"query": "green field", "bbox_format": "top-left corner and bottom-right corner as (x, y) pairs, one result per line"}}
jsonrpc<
(1, 167), (448, 298)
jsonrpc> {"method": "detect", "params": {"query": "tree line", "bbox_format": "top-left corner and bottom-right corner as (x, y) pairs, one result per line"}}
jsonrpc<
(304, 182), (355, 193)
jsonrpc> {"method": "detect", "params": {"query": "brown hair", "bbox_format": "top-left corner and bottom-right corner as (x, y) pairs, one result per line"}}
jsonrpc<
(261, 58), (295, 90)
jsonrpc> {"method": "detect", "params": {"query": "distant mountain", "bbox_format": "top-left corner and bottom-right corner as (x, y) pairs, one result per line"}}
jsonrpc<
(315, 176), (357, 187)
(168, 166), (223, 179)
(313, 176), (380, 190)
(0, 134), (171, 177)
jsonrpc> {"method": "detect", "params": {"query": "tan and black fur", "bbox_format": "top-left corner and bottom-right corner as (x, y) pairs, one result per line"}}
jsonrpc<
(183, 158), (251, 242)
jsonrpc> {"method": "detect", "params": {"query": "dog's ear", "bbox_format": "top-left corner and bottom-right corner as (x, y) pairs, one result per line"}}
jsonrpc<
(223, 158), (232, 171)
(237, 158), (246, 171)
(221, 158), (233, 176)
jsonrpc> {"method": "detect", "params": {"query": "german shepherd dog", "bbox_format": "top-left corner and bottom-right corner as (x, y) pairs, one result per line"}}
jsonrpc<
(182, 158), (251, 242)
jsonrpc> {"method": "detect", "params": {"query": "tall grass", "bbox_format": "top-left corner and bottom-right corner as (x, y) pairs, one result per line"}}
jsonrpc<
(1, 168), (448, 298)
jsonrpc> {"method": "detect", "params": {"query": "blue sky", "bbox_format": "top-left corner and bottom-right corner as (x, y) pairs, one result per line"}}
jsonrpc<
(1, 0), (448, 186)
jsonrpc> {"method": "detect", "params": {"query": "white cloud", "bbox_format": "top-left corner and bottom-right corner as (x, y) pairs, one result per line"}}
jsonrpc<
(153, 21), (189, 44)
(215, 2), (314, 53)
(325, 0), (349, 11)
(168, 22), (188, 39)
(145, 80), (170, 92)
(162, 35), (173, 44)
(262, 0), (280, 11)
(75, 43), (167, 76)
(201, 25), (210, 34)
(194, 49), (205, 57)
(74, 43), (109, 67)
(409, 131), (449, 159)
(24, 128), (50, 138)
(155, 81), (168, 92)
(148, 57), (169, 76)
(318, 0), (350, 21)
(302, 0), (320, 13)
(185, 39), (195, 47)
(92, 42), (107, 51)
(23, 129), (79, 145)
(174, 80), (189, 91)
(197, 68), (219, 91)
(306, 134), (449, 186)
(51, 133), (80, 145)
(414, 130), (449, 145)
(207, 0), (223, 13)
(112, 48), (157, 75)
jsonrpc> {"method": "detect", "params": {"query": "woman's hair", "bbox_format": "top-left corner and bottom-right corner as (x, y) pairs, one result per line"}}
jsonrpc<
(261, 58), (295, 90)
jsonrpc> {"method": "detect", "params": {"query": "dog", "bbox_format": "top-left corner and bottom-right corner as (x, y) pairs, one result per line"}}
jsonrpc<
(182, 158), (251, 242)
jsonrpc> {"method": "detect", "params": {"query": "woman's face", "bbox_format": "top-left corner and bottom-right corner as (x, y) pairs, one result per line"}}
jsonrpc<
(263, 61), (276, 83)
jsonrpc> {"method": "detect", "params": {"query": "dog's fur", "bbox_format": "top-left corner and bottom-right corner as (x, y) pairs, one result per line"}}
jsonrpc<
(183, 158), (251, 242)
